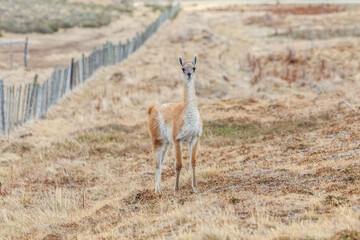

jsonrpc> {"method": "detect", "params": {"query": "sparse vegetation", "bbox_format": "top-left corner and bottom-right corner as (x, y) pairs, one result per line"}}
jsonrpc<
(203, 112), (331, 146)
(145, 4), (171, 13)
(272, 26), (360, 40)
(265, 4), (344, 15)
(247, 43), (360, 85)
(0, 0), (132, 33)
(2, 142), (35, 156)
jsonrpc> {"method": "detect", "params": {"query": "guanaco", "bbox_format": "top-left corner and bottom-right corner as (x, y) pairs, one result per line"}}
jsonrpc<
(148, 54), (202, 194)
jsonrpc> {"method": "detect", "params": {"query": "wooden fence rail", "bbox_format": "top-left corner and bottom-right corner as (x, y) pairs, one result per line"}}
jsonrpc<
(0, 4), (180, 135)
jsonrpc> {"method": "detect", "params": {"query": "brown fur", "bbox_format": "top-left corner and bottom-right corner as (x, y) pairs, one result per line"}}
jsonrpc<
(148, 57), (201, 193)
(147, 102), (186, 148)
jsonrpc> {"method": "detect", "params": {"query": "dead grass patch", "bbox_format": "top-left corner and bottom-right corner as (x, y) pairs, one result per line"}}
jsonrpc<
(265, 5), (344, 15)
(331, 230), (360, 240)
(248, 44), (360, 84)
(202, 111), (333, 146)
(2, 142), (35, 156)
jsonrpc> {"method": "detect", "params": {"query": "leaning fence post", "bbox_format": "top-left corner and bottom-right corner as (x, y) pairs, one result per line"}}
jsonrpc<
(74, 61), (79, 88)
(0, 79), (5, 135)
(56, 69), (62, 102)
(107, 41), (111, 65)
(24, 37), (28, 67)
(6, 86), (10, 133)
(8, 86), (13, 130)
(26, 75), (37, 121)
(66, 64), (71, 92)
(70, 58), (75, 90)
(62, 68), (68, 96)
(14, 86), (20, 126)
(79, 57), (83, 83)
(32, 81), (39, 119)
(25, 83), (31, 123)
(39, 83), (45, 118)
(20, 83), (27, 126)
(44, 79), (49, 112)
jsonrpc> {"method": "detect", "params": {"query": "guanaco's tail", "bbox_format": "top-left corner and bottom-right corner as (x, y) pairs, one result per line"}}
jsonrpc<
(147, 104), (157, 115)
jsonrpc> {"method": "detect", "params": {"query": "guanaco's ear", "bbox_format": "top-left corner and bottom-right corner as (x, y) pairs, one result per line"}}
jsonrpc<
(178, 56), (184, 67)
(192, 54), (198, 66)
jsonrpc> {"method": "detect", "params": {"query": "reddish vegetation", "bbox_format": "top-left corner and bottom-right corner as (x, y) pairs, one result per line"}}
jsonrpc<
(248, 44), (360, 85)
(266, 5), (344, 15)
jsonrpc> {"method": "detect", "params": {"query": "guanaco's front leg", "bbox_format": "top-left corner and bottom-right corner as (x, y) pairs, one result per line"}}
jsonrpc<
(189, 137), (199, 193)
(174, 140), (182, 193)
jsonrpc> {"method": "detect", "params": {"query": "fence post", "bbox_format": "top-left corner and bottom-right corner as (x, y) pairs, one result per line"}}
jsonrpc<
(32, 80), (39, 119)
(39, 83), (45, 118)
(79, 57), (83, 83)
(20, 84), (27, 126)
(0, 79), (5, 135)
(114, 45), (118, 64)
(57, 69), (63, 101)
(107, 42), (111, 65)
(70, 58), (75, 90)
(45, 79), (49, 112)
(62, 68), (68, 96)
(24, 37), (28, 67)
(125, 39), (130, 59)
(84, 57), (88, 81)
(6, 86), (10, 133)
(118, 42), (122, 63)
(66, 64), (71, 92)
(8, 86), (13, 130)
(25, 83), (32, 123)
(75, 61), (79, 87)
(14, 86), (21, 126)
(11, 86), (15, 128)
(26, 75), (37, 121)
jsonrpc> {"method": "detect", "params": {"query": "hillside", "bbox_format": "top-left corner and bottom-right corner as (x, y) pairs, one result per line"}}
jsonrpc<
(0, 3), (360, 239)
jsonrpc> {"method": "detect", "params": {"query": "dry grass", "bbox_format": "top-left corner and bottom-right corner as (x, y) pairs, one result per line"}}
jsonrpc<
(1, 3), (360, 239)
(0, 0), (131, 34)
(1, 95), (360, 239)
(247, 43), (360, 86)
(0, 5), (158, 83)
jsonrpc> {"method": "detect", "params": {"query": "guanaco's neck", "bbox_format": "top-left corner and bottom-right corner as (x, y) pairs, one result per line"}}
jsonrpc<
(183, 78), (197, 108)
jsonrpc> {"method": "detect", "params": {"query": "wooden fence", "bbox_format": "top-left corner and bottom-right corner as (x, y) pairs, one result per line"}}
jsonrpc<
(0, 4), (180, 135)
(0, 38), (29, 68)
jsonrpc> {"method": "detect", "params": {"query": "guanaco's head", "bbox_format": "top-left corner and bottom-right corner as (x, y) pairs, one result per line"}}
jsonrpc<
(178, 54), (198, 81)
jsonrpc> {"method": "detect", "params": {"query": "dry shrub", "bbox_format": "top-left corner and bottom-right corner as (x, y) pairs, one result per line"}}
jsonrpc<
(247, 44), (360, 85)
(265, 4), (344, 15)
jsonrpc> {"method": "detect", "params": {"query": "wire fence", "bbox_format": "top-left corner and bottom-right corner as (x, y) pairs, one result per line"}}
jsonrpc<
(0, 38), (28, 68)
(0, 4), (180, 135)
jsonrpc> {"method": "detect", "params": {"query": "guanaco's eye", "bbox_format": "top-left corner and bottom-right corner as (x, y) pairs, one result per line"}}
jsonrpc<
(193, 67), (196, 71)
(182, 68), (185, 72)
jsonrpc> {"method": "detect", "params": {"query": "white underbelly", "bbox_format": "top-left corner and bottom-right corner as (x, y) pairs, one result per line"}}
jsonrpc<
(158, 113), (172, 143)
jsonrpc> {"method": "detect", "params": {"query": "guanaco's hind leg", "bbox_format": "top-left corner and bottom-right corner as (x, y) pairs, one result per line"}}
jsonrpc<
(189, 137), (199, 193)
(153, 140), (169, 194)
(174, 140), (182, 193)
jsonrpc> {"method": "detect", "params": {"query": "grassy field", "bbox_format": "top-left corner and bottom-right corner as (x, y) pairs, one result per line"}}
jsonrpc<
(0, 0), (132, 34)
(1, 3), (360, 239)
